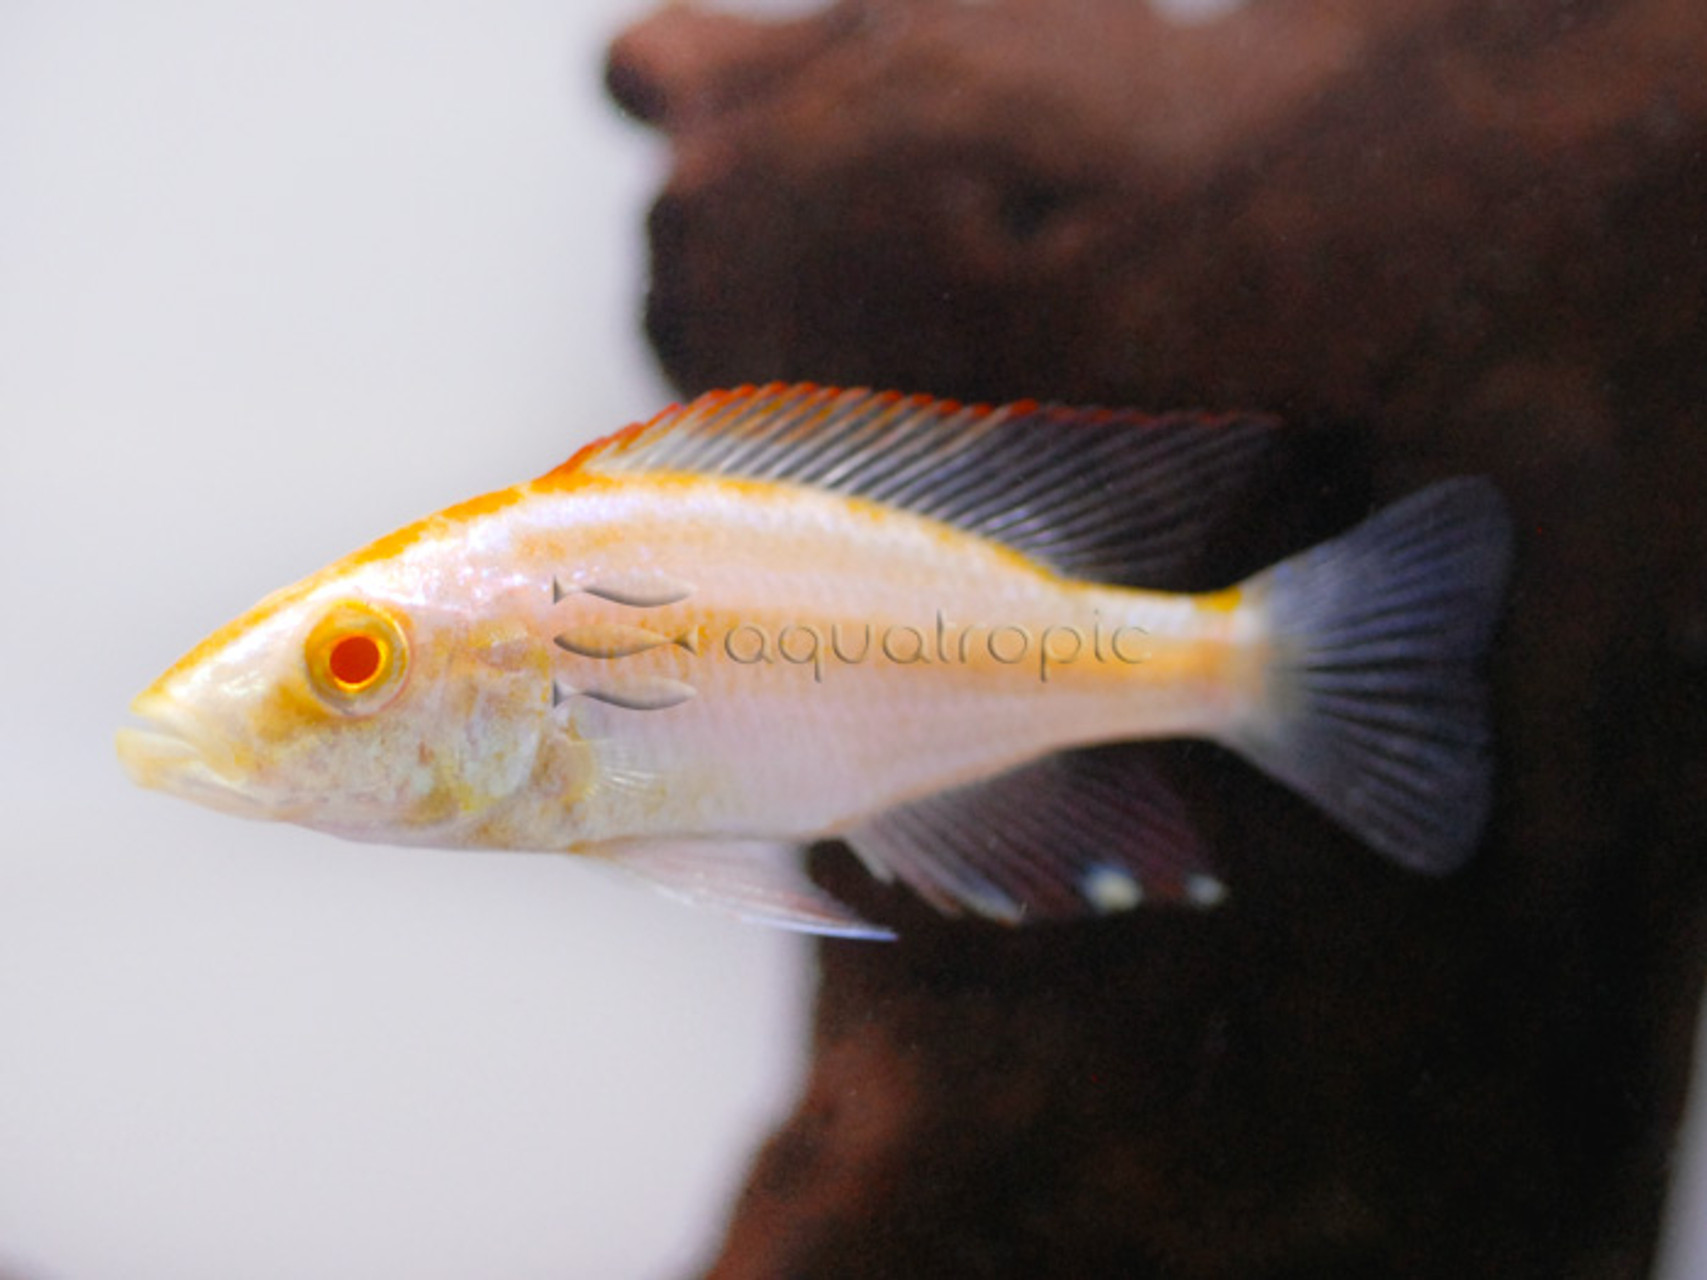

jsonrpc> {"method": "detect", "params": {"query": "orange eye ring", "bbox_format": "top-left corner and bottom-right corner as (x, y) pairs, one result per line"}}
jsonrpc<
(304, 602), (408, 713)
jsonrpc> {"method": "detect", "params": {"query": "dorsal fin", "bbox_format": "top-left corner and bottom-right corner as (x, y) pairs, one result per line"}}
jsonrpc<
(540, 384), (1278, 588)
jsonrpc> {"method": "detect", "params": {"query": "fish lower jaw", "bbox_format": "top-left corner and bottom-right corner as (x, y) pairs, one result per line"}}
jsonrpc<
(114, 725), (282, 822)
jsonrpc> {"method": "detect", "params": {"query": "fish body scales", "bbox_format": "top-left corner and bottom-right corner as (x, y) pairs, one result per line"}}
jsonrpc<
(497, 476), (1244, 848)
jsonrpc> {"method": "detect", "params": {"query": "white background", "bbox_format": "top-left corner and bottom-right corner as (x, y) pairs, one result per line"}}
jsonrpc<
(0, 4), (815, 1278)
(1, 3), (1703, 1278)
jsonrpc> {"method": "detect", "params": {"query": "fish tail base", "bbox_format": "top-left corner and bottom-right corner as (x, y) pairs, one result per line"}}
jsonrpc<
(1224, 479), (1513, 873)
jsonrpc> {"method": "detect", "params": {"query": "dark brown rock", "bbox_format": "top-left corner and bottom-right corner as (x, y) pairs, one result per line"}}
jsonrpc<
(606, 1), (1707, 1275)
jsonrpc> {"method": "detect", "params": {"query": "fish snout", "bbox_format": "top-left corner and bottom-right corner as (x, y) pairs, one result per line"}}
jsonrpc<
(116, 688), (273, 820)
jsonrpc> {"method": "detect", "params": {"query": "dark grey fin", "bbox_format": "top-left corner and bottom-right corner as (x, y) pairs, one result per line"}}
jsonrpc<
(842, 746), (1222, 923)
(595, 839), (895, 940)
(1224, 478), (1513, 873)
(540, 384), (1278, 588)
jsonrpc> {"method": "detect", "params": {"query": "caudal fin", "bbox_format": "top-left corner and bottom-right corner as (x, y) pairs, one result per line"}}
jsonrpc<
(1225, 479), (1513, 873)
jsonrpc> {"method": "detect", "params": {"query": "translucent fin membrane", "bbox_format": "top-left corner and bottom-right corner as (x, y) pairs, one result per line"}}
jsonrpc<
(845, 746), (1219, 922)
(544, 383), (1278, 588)
(1226, 479), (1513, 873)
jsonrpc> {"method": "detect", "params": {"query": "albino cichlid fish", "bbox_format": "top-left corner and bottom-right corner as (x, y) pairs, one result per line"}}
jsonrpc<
(118, 384), (1511, 939)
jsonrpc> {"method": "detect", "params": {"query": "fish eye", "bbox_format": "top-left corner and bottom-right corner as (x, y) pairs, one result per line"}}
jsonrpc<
(328, 632), (384, 689)
(304, 602), (408, 713)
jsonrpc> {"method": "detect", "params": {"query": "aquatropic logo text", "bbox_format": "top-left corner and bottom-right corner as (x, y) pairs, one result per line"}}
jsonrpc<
(548, 573), (699, 710)
(547, 573), (1149, 709)
(716, 610), (1151, 684)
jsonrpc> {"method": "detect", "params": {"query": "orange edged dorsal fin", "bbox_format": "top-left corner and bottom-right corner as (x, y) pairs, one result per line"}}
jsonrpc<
(538, 383), (1279, 589)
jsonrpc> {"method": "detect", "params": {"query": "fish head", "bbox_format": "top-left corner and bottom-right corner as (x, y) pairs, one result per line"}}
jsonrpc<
(117, 562), (559, 845)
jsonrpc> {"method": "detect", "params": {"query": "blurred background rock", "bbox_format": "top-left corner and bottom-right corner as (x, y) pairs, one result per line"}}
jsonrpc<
(608, 0), (1707, 1276)
(3, 1), (1703, 1277)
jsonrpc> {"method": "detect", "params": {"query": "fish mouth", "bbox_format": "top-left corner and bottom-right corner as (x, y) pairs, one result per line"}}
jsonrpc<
(116, 691), (278, 822)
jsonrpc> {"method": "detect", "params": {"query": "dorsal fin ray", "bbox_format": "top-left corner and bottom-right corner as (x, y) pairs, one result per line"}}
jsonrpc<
(540, 384), (1278, 588)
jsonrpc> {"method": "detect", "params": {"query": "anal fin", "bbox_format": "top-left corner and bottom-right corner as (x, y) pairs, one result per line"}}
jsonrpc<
(843, 745), (1223, 924)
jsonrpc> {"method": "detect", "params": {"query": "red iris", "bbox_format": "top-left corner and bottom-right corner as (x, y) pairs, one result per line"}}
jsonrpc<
(328, 633), (383, 688)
